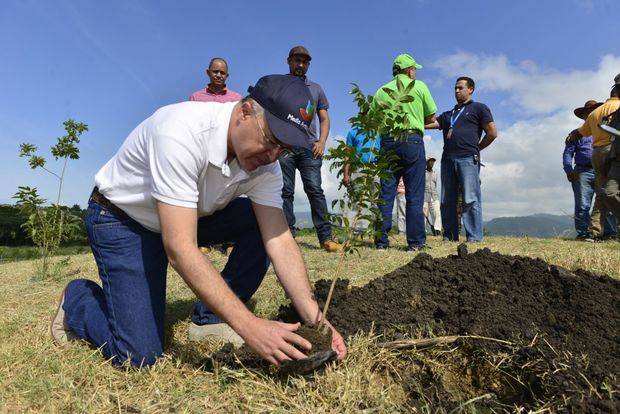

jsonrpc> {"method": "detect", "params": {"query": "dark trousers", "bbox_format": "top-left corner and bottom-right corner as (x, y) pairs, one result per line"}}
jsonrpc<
(279, 147), (332, 243)
(375, 134), (426, 248)
(64, 198), (268, 367)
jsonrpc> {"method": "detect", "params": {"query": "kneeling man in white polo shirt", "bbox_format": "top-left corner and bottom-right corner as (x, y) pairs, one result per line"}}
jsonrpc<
(51, 75), (347, 368)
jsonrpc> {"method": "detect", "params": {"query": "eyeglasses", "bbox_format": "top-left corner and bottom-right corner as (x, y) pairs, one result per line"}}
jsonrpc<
(253, 111), (293, 159)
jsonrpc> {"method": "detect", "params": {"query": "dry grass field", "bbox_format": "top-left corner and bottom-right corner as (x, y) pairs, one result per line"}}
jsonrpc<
(1, 235), (618, 412)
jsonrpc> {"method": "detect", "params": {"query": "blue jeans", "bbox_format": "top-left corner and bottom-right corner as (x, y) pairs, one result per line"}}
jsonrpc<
(375, 134), (426, 248)
(441, 155), (483, 242)
(64, 197), (269, 367)
(279, 147), (332, 243)
(572, 167), (595, 238)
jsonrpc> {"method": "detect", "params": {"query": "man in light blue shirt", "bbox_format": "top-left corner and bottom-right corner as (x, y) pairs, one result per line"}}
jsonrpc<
(342, 126), (381, 229)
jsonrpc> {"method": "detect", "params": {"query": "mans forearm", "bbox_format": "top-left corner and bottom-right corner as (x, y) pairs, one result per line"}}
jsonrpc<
(479, 135), (496, 150)
(319, 118), (330, 144)
(266, 233), (321, 324)
(168, 245), (255, 334)
(424, 120), (440, 130)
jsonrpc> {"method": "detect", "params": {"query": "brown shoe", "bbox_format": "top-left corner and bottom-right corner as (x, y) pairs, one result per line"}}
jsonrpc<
(50, 285), (78, 347)
(322, 240), (343, 252)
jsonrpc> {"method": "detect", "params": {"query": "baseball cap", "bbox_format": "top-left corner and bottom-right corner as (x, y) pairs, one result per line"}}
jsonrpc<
(393, 53), (422, 70)
(288, 45), (312, 61)
(248, 74), (315, 149)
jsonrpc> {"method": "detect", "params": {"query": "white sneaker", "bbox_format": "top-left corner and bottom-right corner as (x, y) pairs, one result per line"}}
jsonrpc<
(188, 322), (244, 347)
(50, 285), (78, 347)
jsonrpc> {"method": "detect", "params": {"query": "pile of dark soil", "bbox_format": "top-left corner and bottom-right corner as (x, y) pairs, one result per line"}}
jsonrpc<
(279, 245), (620, 412)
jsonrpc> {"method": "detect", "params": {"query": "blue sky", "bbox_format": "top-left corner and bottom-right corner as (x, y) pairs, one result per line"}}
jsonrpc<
(1, 0), (618, 218)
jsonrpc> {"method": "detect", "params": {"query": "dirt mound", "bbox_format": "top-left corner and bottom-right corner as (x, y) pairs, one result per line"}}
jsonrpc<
(279, 246), (620, 411)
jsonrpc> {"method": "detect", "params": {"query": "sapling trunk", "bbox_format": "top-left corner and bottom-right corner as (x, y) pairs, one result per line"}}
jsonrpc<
(318, 239), (350, 332)
(318, 212), (360, 331)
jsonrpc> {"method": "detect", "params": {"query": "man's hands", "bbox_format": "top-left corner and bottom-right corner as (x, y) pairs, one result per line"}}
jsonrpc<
(322, 319), (347, 360)
(239, 316), (347, 366)
(240, 318), (312, 366)
(312, 140), (326, 158)
(566, 171), (578, 183)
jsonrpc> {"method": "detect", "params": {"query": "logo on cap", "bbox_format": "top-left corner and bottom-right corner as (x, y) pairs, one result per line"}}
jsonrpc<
(299, 100), (315, 122)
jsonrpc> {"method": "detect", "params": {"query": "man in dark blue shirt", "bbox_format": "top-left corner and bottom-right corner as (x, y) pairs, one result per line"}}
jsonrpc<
(563, 100), (616, 240)
(425, 77), (497, 241)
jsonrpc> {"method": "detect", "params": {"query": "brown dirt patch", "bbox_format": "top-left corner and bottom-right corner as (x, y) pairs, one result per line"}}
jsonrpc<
(279, 245), (620, 412)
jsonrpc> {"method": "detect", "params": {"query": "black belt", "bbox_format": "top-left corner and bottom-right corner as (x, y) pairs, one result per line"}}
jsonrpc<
(575, 163), (592, 169)
(400, 129), (423, 138)
(89, 187), (129, 219)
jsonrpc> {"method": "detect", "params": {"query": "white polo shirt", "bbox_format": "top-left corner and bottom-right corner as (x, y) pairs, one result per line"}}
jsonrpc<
(94, 101), (283, 232)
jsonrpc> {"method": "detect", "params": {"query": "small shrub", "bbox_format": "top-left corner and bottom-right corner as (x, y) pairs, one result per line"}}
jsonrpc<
(14, 119), (88, 279)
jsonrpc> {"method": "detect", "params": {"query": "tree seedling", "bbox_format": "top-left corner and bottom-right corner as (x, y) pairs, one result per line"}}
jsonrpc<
(318, 79), (419, 330)
(14, 119), (88, 279)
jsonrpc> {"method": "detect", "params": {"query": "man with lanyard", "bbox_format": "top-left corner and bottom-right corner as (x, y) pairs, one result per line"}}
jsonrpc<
(567, 75), (620, 238)
(373, 53), (437, 251)
(189, 57), (242, 103)
(425, 76), (497, 242)
(563, 100), (615, 241)
(342, 126), (381, 230)
(279, 46), (342, 252)
(51, 75), (347, 368)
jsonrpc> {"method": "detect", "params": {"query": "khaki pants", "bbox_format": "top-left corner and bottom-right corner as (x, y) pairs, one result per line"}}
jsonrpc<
(591, 145), (617, 236)
(395, 193), (406, 233)
(603, 178), (620, 222)
(423, 199), (442, 232)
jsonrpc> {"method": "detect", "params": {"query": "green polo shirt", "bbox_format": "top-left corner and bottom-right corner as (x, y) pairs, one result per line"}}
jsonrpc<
(373, 74), (437, 134)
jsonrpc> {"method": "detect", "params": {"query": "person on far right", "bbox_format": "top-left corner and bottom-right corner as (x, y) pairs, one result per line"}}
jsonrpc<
(567, 74), (620, 239)
(596, 74), (620, 230)
(425, 76), (497, 242)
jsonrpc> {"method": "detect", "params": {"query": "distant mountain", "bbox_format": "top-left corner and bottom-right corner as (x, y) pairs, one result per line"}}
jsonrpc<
(296, 211), (576, 239)
(484, 214), (575, 238)
(295, 211), (315, 228)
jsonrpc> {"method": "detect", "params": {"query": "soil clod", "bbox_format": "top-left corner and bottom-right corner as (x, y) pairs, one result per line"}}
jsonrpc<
(209, 324), (335, 376)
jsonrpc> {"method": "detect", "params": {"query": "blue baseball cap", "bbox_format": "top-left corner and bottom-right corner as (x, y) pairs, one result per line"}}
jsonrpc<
(248, 74), (315, 150)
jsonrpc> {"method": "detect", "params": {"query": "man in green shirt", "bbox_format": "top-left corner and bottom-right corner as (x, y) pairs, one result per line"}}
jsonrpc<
(373, 53), (437, 251)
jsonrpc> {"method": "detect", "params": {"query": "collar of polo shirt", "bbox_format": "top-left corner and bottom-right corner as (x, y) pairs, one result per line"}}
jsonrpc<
(207, 102), (236, 169)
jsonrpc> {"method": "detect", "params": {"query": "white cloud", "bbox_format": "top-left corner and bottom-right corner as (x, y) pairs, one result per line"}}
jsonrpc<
(480, 111), (580, 218)
(432, 52), (620, 115)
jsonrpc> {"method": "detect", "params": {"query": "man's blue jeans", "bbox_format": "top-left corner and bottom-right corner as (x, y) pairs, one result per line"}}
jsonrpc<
(375, 134), (426, 248)
(572, 167), (595, 238)
(63, 197), (269, 367)
(441, 155), (483, 242)
(571, 167), (616, 238)
(279, 147), (333, 243)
